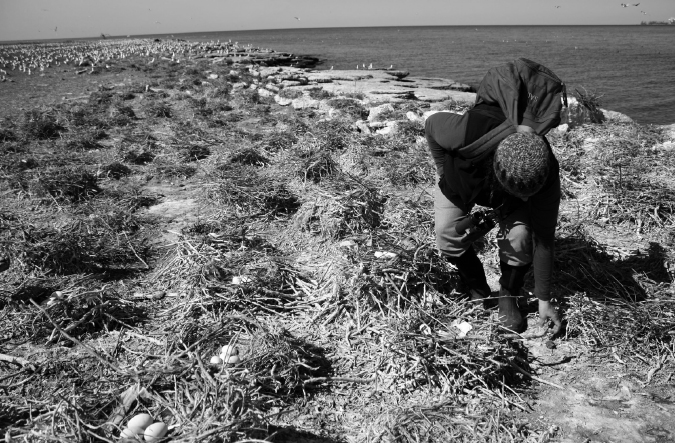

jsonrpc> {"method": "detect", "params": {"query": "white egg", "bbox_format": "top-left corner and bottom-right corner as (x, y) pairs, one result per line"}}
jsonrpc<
(227, 355), (241, 365)
(209, 355), (223, 365)
(126, 413), (153, 433)
(120, 428), (140, 439)
(143, 422), (168, 442)
(220, 344), (239, 358)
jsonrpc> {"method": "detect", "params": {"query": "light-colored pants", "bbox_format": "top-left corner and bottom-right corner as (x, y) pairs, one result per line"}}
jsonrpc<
(434, 183), (532, 266)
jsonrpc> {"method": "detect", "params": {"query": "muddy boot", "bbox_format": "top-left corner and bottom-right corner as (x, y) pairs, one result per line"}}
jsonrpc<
(447, 248), (495, 309)
(497, 286), (526, 333)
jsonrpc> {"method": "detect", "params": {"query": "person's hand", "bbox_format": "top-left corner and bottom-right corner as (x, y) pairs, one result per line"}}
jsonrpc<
(538, 299), (564, 337)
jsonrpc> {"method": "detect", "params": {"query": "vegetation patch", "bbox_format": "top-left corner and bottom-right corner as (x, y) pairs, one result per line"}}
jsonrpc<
(20, 109), (64, 139)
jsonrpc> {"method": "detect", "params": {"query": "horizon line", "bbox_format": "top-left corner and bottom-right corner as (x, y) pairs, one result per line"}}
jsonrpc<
(2, 23), (667, 45)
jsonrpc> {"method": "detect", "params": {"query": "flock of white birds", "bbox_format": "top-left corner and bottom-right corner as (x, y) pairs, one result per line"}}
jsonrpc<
(0, 38), (269, 81)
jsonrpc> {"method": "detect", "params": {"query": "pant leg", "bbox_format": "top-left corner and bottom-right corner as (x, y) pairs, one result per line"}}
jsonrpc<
(434, 182), (472, 258)
(497, 205), (533, 266)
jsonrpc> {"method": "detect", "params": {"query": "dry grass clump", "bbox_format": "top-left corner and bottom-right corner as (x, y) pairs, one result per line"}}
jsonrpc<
(235, 88), (274, 107)
(20, 109), (64, 139)
(314, 118), (353, 151)
(154, 162), (197, 179)
(259, 130), (298, 152)
(107, 104), (136, 126)
(14, 206), (149, 275)
(241, 326), (331, 398)
(386, 308), (521, 390)
(288, 144), (339, 183)
(61, 104), (108, 129)
(572, 87), (605, 123)
(396, 119), (425, 143)
(102, 161), (132, 179)
(179, 144), (211, 162)
(381, 144), (435, 188)
(552, 122), (674, 229)
(208, 166), (300, 218)
(0, 127), (18, 142)
(307, 86), (335, 100)
(294, 177), (387, 240)
(28, 166), (102, 202)
(555, 228), (674, 355)
(326, 97), (369, 120)
(5, 284), (146, 342)
(278, 88), (303, 99)
(59, 128), (106, 151)
(142, 100), (172, 118)
(123, 146), (156, 165)
(228, 148), (269, 166)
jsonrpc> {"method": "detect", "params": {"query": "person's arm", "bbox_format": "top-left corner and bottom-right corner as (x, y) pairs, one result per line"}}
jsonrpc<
(529, 169), (560, 301)
(424, 112), (467, 175)
(529, 165), (563, 335)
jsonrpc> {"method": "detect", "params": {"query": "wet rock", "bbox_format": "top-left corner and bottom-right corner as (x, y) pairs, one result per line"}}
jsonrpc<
(258, 88), (273, 97)
(661, 123), (675, 140)
(654, 141), (675, 152)
(406, 111), (420, 122)
(602, 109), (633, 123)
(291, 97), (320, 110)
(274, 95), (293, 106)
(354, 120), (371, 134)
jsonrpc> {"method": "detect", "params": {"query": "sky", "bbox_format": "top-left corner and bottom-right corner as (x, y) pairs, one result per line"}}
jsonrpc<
(1, 0), (673, 42)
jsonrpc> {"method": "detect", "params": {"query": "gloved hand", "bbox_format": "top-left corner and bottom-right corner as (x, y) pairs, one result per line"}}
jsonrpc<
(538, 299), (564, 337)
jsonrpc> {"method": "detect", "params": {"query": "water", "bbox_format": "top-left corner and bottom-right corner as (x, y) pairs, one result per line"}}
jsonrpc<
(150, 25), (674, 125)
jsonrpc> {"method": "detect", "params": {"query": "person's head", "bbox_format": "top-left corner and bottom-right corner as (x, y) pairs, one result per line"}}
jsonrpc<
(493, 132), (550, 200)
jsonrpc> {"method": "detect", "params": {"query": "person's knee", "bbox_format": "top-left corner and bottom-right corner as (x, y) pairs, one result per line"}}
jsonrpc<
(497, 223), (532, 265)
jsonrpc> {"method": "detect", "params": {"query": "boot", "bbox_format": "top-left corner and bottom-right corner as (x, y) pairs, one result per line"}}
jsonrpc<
(497, 286), (527, 333)
(497, 261), (531, 333)
(447, 248), (495, 309)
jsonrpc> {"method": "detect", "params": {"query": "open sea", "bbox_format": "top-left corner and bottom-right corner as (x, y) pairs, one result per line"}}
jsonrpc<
(144, 25), (674, 125)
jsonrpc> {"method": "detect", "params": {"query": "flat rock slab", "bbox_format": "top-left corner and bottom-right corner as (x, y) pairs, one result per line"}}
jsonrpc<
(262, 67), (476, 104)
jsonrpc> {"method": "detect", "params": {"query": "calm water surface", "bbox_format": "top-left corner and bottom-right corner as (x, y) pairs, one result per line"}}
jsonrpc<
(157, 26), (675, 124)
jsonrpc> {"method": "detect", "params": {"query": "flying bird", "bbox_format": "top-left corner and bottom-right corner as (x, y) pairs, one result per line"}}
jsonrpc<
(555, 5), (561, 8)
(294, 16), (300, 20)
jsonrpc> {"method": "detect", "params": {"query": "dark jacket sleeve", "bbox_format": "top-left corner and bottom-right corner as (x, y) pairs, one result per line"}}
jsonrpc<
(424, 112), (468, 175)
(528, 158), (560, 301)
